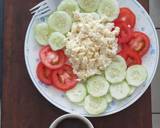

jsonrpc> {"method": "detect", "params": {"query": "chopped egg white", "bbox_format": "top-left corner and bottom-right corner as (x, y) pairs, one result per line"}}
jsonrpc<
(65, 12), (120, 80)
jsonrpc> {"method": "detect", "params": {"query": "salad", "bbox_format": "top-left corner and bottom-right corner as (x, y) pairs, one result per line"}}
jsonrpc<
(34, 0), (150, 115)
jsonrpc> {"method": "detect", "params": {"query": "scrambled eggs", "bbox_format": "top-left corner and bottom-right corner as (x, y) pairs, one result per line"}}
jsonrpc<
(65, 12), (120, 80)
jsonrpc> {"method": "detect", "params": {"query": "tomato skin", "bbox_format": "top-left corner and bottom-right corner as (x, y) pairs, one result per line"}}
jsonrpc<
(115, 7), (136, 28)
(115, 21), (132, 44)
(118, 49), (127, 59)
(52, 64), (78, 91)
(118, 46), (142, 67)
(128, 31), (150, 57)
(40, 46), (66, 70)
(126, 50), (142, 67)
(36, 62), (52, 85)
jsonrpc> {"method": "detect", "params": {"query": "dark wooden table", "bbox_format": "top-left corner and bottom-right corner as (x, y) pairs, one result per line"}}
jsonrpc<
(2, 0), (152, 128)
(0, 0), (4, 97)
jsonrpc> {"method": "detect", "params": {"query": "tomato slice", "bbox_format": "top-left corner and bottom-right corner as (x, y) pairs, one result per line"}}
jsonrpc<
(115, 8), (136, 28)
(40, 46), (66, 70)
(36, 62), (52, 85)
(118, 48), (127, 59)
(115, 21), (132, 44)
(128, 31), (150, 57)
(52, 64), (78, 91)
(118, 46), (142, 67)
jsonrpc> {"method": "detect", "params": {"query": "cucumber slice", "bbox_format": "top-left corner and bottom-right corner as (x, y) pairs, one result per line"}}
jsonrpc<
(110, 81), (130, 100)
(35, 34), (48, 46)
(105, 62), (126, 84)
(35, 22), (49, 35)
(66, 83), (87, 103)
(98, 0), (120, 21)
(126, 65), (148, 87)
(75, 100), (84, 106)
(128, 86), (136, 96)
(48, 11), (72, 34)
(86, 75), (110, 97)
(112, 55), (127, 70)
(57, 0), (80, 17)
(34, 22), (49, 45)
(84, 95), (107, 115)
(105, 93), (113, 103)
(78, 0), (100, 12)
(48, 32), (66, 51)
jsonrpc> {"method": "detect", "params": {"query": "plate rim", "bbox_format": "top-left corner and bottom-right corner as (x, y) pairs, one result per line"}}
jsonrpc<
(24, 0), (159, 117)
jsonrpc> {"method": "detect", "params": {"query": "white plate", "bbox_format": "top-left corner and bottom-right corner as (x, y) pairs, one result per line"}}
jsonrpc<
(24, 0), (159, 117)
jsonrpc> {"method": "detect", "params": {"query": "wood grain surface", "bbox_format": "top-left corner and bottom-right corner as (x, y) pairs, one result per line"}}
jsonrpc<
(2, 0), (152, 128)
(0, 0), (4, 97)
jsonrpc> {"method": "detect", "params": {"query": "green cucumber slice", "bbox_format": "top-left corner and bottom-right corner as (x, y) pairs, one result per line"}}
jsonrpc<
(98, 0), (120, 21)
(105, 62), (126, 84)
(78, 0), (100, 12)
(126, 65), (148, 87)
(75, 100), (84, 106)
(34, 22), (49, 45)
(66, 83), (87, 103)
(57, 0), (80, 17)
(86, 75), (110, 97)
(48, 32), (66, 51)
(128, 86), (136, 96)
(112, 55), (127, 70)
(110, 81), (130, 100)
(48, 11), (72, 34)
(105, 93), (113, 103)
(84, 95), (107, 115)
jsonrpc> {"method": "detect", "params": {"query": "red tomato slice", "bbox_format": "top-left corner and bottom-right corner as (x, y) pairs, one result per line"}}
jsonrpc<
(40, 46), (66, 70)
(118, 46), (142, 67)
(36, 62), (52, 85)
(52, 64), (78, 91)
(115, 21), (132, 44)
(115, 8), (136, 28)
(128, 31), (150, 57)
(118, 48), (127, 59)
